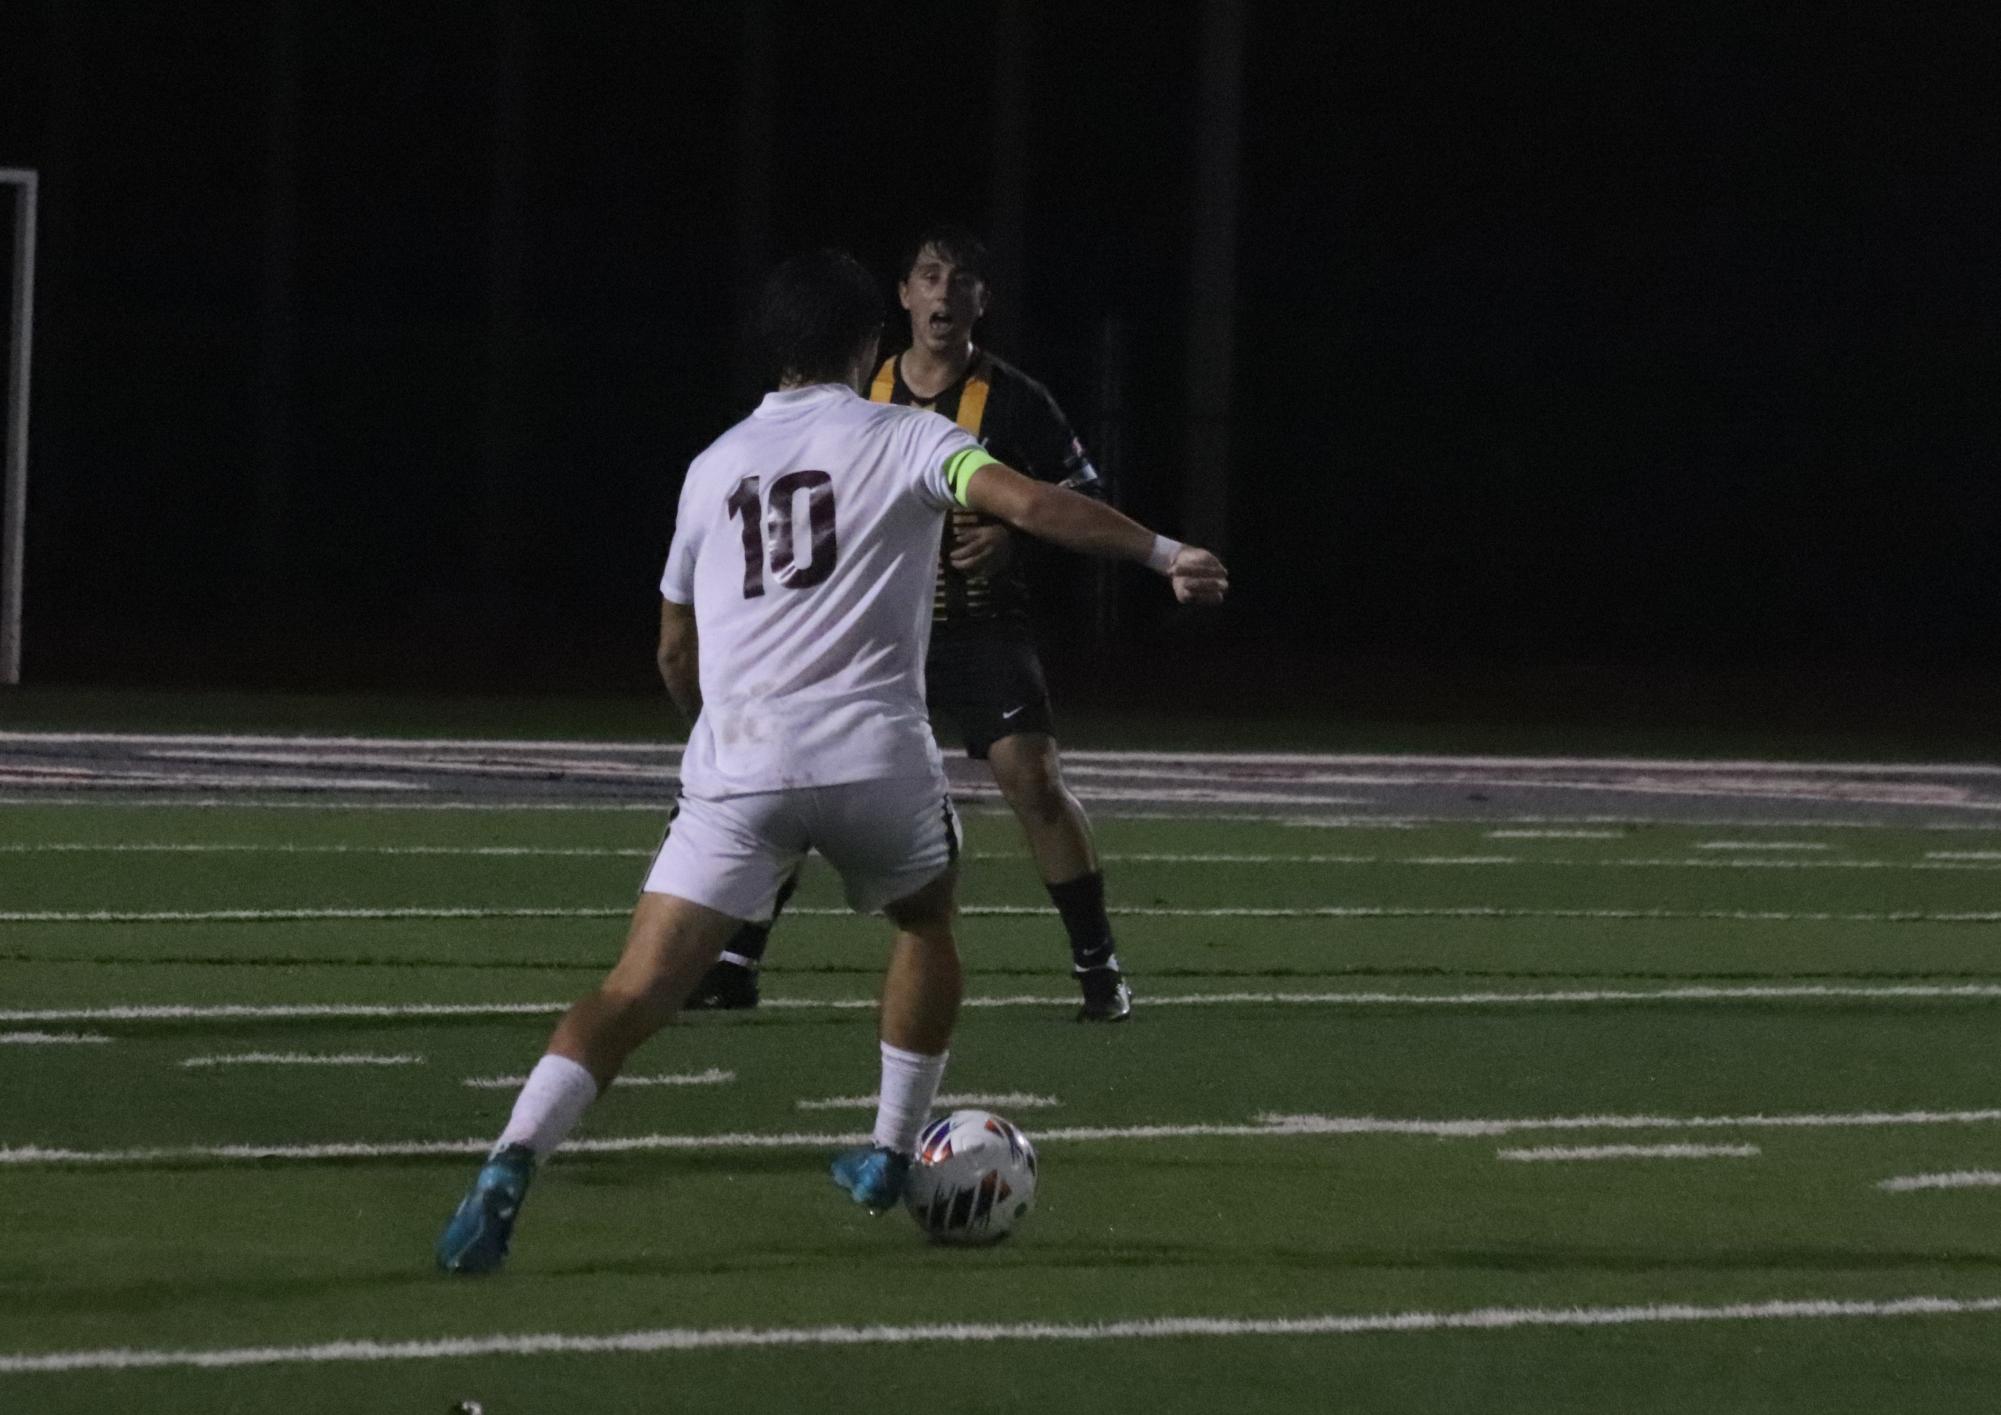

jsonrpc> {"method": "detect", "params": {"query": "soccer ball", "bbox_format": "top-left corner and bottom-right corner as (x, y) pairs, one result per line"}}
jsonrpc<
(905, 1109), (1038, 1244)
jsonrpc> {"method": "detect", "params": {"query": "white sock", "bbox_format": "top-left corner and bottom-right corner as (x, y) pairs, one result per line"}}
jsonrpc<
(496, 1053), (599, 1159)
(872, 1041), (948, 1155)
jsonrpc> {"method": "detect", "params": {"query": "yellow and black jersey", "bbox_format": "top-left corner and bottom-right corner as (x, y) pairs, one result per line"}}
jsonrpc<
(870, 349), (1102, 638)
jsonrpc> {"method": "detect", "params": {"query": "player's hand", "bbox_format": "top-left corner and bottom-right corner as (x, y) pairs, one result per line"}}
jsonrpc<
(1168, 546), (1228, 604)
(950, 521), (1015, 575)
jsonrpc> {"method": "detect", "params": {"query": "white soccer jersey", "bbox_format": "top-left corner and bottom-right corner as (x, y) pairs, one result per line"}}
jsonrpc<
(660, 383), (980, 795)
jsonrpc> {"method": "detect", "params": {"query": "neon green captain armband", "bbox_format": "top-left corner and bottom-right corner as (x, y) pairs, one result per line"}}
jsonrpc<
(942, 446), (1000, 507)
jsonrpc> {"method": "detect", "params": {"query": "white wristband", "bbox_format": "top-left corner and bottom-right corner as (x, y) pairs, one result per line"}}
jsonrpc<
(1145, 535), (1183, 575)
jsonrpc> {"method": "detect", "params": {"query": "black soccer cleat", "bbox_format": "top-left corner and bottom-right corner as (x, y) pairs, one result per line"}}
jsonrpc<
(684, 959), (760, 1011)
(1076, 968), (1134, 1023)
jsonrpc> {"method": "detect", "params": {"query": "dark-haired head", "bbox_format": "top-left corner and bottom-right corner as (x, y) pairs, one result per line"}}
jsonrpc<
(753, 248), (884, 389)
(899, 224), (989, 286)
(898, 224), (991, 358)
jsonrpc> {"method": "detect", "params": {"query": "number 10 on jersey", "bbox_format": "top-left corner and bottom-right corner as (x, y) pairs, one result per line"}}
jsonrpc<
(725, 471), (838, 598)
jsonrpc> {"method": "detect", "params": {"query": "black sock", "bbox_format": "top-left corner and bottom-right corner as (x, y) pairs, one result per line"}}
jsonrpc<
(721, 868), (801, 968)
(1046, 870), (1118, 973)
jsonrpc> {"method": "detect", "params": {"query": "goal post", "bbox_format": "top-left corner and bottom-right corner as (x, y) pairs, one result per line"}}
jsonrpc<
(1, 167), (36, 687)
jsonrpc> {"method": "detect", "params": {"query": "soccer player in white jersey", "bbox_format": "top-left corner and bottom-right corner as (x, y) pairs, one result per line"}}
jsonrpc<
(436, 250), (1226, 1274)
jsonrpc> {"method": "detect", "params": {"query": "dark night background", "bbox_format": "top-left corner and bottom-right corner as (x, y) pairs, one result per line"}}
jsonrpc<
(0, 2), (1995, 705)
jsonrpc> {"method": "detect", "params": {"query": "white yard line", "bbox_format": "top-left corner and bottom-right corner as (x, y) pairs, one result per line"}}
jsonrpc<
(1018, 788), (1380, 807)
(1498, 1143), (1759, 1162)
(18, 732), (2001, 773)
(139, 748), (673, 782)
(0, 907), (635, 923)
(17, 843), (2001, 875)
(1089, 773), (2001, 813)
(1879, 1171), (2001, 1193)
(12, 903), (2001, 925)
(1004, 905), (2001, 922)
(9, 737), (2001, 818)
(9, 792), (2001, 834)
(6, 1295), (2001, 1374)
(0, 842), (648, 857)
(20, 982), (2001, 1029)
(1697, 841), (1832, 852)
(1129, 984), (2001, 1007)
(0, 1131), (862, 1167)
(1290, 814), (2001, 833)
(179, 1052), (424, 1069)
(463, 1068), (732, 1090)
(0, 1002), (566, 1024)
(1022, 850), (2001, 873)
(796, 1092), (1060, 1112)
(0, 731), (687, 754)
(0, 797), (674, 812)
(1061, 751), (2001, 777)
(1556, 858), (2001, 872)
(0, 772), (423, 792)
(5, 1106), (2000, 1171)
(1251, 1108), (2001, 1139)
(1487, 829), (1624, 839)
(0, 1031), (111, 1045)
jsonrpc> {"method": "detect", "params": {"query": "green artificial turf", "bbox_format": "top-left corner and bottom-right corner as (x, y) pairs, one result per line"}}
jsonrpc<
(6, 802), (2001, 1410)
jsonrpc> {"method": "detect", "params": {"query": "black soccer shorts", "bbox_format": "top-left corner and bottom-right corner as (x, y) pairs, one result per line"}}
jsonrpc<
(925, 633), (1057, 759)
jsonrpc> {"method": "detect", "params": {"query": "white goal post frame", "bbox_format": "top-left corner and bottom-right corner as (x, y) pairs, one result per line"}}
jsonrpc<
(1, 167), (36, 687)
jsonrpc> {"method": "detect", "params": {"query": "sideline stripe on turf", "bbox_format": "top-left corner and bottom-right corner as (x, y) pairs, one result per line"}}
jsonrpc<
(6, 1294), (2001, 1374)
(7, 1106), (2001, 1169)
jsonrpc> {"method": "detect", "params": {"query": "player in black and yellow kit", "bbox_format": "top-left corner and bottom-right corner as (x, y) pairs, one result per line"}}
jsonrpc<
(690, 226), (1134, 1021)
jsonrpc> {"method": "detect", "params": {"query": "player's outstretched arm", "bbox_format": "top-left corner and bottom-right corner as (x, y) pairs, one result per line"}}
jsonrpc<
(961, 461), (1228, 604)
(655, 598), (702, 719)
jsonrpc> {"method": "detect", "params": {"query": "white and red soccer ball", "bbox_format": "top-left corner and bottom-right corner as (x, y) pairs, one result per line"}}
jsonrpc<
(905, 1109), (1038, 1244)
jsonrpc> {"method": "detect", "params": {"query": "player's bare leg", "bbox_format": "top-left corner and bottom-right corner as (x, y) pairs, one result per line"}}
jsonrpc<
(832, 867), (963, 1211)
(988, 731), (1097, 878)
(546, 892), (744, 1084)
(685, 867), (802, 1011)
(985, 731), (1132, 1021)
(878, 867), (964, 1054)
(437, 892), (741, 1273)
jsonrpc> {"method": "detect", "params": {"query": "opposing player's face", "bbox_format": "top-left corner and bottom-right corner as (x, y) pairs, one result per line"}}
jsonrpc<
(900, 246), (988, 354)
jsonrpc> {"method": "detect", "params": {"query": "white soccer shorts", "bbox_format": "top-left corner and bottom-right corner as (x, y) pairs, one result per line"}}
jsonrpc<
(641, 774), (961, 921)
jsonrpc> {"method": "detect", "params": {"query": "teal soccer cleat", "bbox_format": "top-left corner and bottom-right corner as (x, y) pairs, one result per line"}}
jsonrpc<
(436, 1143), (537, 1275)
(830, 1144), (913, 1213)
